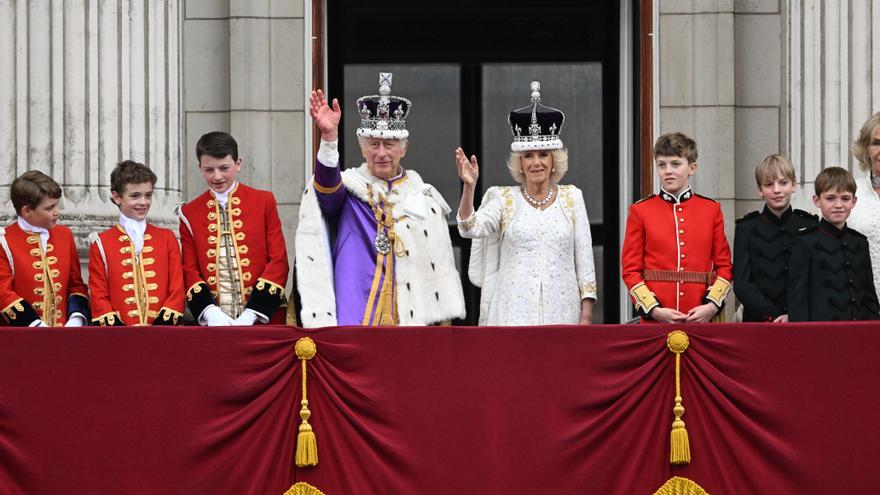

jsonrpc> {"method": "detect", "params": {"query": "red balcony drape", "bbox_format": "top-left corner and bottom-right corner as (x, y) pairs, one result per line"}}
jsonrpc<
(0, 323), (879, 494)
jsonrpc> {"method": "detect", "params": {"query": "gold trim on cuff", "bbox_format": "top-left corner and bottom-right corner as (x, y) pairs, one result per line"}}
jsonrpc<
(255, 277), (286, 297)
(313, 179), (342, 194)
(705, 276), (731, 307)
(630, 282), (660, 314)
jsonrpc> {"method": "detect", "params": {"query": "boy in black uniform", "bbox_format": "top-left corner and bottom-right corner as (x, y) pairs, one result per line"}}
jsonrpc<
(788, 167), (880, 321)
(734, 154), (818, 322)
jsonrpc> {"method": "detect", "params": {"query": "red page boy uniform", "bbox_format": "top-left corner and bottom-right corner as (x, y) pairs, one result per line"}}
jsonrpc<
(178, 183), (289, 323)
(621, 187), (733, 320)
(89, 224), (184, 326)
(0, 220), (89, 326)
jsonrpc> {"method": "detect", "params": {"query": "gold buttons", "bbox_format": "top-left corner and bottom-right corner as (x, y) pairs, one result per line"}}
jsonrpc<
(680, 254), (685, 259)
(679, 218), (684, 223)
(679, 229), (684, 234)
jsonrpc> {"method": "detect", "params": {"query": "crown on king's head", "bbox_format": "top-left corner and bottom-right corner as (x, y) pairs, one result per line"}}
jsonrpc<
(508, 81), (565, 152)
(356, 72), (412, 140)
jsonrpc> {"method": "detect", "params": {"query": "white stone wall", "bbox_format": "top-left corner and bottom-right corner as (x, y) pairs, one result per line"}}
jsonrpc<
(787, 0), (880, 204)
(183, 0), (309, 293)
(0, 0), (183, 250)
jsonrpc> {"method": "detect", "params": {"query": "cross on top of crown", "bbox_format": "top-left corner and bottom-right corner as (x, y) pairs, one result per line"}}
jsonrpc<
(379, 73), (393, 96)
(530, 81), (541, 102)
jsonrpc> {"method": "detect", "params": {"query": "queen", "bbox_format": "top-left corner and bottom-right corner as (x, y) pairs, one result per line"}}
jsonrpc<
(456, 82), (597, 325)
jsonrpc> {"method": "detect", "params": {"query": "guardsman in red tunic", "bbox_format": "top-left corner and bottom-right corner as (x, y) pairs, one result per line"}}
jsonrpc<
(0, 171), (89, 327)
(621, 132), (733, 323)
(88, 161), (185, 326)
(178, 132), (289, 326)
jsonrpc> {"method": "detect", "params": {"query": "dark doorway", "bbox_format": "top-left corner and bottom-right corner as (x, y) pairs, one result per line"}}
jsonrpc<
(327, 0), (622, 323)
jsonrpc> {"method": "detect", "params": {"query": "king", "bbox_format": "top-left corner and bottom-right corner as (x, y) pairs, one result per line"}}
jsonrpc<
(295, 73), (465, 327)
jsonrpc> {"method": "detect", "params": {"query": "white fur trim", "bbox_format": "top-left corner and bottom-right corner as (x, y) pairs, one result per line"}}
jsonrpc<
(357, 128), (409, 140)
(294, 181), (338, 328)
(511, 139), (563, 152)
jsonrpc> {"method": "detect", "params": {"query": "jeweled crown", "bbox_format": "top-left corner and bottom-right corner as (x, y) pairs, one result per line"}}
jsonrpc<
(508, 81), (565, 152)
(356, 72), (412, 140)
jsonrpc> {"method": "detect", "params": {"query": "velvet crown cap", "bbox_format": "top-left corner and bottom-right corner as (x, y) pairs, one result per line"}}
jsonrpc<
(508, 81), (565, 152)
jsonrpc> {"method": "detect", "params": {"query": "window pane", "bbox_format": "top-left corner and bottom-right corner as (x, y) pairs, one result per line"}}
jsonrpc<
(481, 63), (603, 222)
(342, 64), (462, 211)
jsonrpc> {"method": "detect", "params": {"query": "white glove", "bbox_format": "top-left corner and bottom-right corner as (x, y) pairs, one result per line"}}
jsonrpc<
(201, 305), (234, 326)
(231, 309), (259, 326)
(64, 314), (86, 327)
(29, 319), (48, 327)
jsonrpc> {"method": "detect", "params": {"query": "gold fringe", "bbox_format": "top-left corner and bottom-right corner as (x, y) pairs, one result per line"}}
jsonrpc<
(653, 476), (710, 495)
(666, 331), (691, 464)
(283, 482), (327, 495)
(295, 338), (318, 467)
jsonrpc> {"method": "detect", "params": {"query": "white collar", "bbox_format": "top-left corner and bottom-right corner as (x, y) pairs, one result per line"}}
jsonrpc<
(211, 182), (238, 207)
(17, 216), (50, 251)
(119, 213), (148, 253)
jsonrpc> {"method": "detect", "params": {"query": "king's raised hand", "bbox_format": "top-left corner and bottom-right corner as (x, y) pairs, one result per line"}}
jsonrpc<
(309, 89), (341, 141)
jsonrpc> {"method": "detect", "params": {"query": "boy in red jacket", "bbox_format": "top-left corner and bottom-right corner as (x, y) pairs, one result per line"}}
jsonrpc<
(89, 160), (185, 326)
(0, 171), (89, 326)
(621, 132), (733, 323)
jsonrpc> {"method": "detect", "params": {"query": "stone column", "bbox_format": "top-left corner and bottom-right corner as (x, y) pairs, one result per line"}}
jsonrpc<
(183, 0), (308, 293)
(0, 0), (183, 251)
(787, 0), (880, 196)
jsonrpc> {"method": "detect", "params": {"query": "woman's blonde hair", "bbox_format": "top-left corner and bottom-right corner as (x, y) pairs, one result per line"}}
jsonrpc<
(852, 111), (880, 172)
(506, 148), (568, 184)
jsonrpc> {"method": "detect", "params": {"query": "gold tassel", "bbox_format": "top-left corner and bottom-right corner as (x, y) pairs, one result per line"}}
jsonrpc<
(653, 476), (710, 495)
(667, 330), (691, 464)
(294, 337), (318, 467)
(283, 482), (327, 495)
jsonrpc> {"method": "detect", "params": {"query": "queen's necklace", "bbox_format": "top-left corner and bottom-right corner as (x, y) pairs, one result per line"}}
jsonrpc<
(871, 171), (880, 189)
(522, 185), (555, 207)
